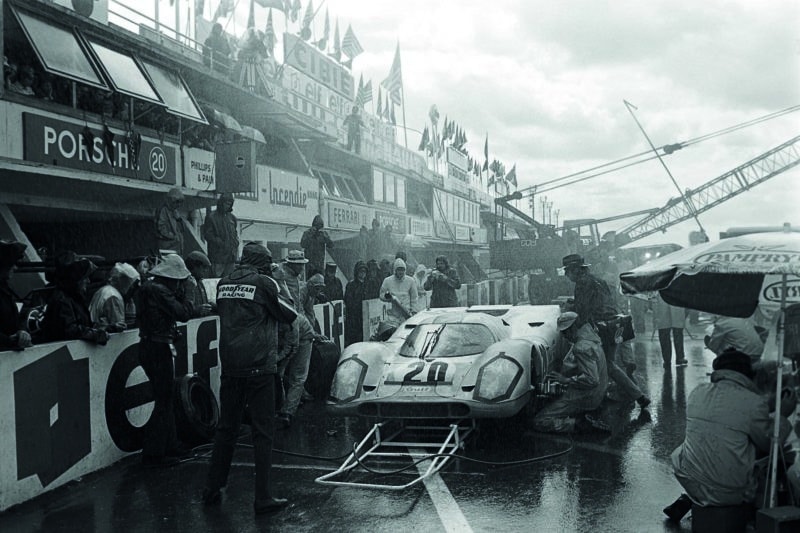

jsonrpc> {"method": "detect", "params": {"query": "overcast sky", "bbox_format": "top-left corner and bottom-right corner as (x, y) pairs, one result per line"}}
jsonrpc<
(156, 0), (800, 246)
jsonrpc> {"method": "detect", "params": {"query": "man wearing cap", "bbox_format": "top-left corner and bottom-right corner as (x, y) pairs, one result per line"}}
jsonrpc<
(276, 250), (308, 311)
(203, 243), (297, 514)
(89, 262), (140, 332)
(323, 262), (343, 302)
(0, 239), (33, 350)
(562, 253), (650, 409)
(202, 193), (239, 278)
(533, 311), (610, 433)
(667, 348), (792, 528)
(184, 251), (214, 317)
(379, 258), (417, 326)
(136, 254), (195, 467)
(300, 215), (333, 277)
(155, 188), (186, 256)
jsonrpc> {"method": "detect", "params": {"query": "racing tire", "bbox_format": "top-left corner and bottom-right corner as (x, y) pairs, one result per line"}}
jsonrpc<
(174, 375), (219, 446)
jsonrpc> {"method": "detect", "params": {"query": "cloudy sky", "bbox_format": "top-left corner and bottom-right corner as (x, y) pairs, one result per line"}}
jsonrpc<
(154, 0), (799, 246)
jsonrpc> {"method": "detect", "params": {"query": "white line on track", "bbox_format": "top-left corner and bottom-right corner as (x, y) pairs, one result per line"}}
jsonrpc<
(410, 447), (473, 533)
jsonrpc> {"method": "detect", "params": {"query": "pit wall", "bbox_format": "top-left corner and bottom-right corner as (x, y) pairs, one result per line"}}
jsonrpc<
(0, 276), (528, 511)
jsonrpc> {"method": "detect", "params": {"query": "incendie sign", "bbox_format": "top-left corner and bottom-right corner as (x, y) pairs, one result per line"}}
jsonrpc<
(22, 113), (177, 184)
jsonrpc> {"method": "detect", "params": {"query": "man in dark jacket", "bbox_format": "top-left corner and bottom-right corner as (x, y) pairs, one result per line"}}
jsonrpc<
(202, 192), (239, 277)
(300, 215), (333, 277)
(344, 261), (368, 346)
(323, 262), (343, 302)
(154, 188), (185, 255)
(40, 252), (108, 345)
(423, 255), (461, 308)
(202, 243), (297, 514)
(0, 240), (32, 350)
(136, 254), (194, 467)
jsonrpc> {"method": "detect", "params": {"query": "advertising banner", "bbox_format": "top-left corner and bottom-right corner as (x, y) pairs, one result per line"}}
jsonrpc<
(375, 210), (406, 234)
(235, 166), (319, 226)
(283, 33), (354, 99)
(183, 147), (215, 191)
(22, 113), (177, 185)
(410, 217), (433, 237)
(326, 199), (373, 231)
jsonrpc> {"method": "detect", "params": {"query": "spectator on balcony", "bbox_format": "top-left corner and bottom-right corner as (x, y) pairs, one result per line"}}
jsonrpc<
(300, 215), (333, 277)
(9, 65), (36, 96)
(202, 193), (239, 277)
(40, 252), (108, 345)
(236, 28), (270, 96)
(155, 188), (185, 256)
(343, 106), (363, 154)
(89, 262), (140, 333)
(3, 57), (17, 91)
(204, 23), (232, 73)
(1, 239), (33, 351)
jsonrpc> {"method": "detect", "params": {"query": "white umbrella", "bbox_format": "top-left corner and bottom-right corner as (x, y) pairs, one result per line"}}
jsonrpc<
(620, 229), (800, 507)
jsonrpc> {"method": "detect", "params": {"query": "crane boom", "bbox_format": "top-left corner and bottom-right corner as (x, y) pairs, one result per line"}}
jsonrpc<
(618, 136), (800, 243)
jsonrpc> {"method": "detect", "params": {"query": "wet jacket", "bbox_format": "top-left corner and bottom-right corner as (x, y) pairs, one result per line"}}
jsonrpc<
(40, 287), (94, 343)
(572, 271), (617, 327)
(379, 274), (418, 325)
(424, 266), (462, 308)
(344, 261), (368, 346)
(89, 285), (126, 331)
(671, 369), (790, 506)
(136, 279), (194, 343)
(216, 265), (297, 377)
(275, 264), (301, 312)
(277, 314), (314, 363)
(562, 324), (608, 408)
(300, 221), (333, 275)
(154, 203), (184, 255)
(0, 280), (21, 350)
(202, 204), (238, 265)
(324, 274), (344, 302)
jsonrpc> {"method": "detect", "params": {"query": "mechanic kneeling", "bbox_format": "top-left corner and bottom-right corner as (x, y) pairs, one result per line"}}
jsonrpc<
(532, 311), (610, 433)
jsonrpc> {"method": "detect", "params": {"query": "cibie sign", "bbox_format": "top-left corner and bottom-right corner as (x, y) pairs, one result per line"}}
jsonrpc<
(22, 113), (177, 184)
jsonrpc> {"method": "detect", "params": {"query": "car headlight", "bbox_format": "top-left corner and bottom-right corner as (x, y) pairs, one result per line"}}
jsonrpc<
(474, 355), (523, 402)
(330, 357), (368, 403)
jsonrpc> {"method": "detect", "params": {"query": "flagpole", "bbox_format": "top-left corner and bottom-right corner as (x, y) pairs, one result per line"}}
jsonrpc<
(400, 82), (408, 149)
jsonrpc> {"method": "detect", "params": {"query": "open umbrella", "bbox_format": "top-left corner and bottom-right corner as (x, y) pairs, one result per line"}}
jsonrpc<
(620, 229), (800, 508)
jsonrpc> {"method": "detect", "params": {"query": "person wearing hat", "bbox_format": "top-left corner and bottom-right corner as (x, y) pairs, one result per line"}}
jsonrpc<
(300, 215), (333, 277)
(184, 251), (214, 317)
(379, 258), (418, 326)
(202, 192), (239, 278)
(203, 243), (297, 513)
(562, 253), (651, 410)
(40, 251), (108, 345)
(136, 254), (195, 467)
(276, 249), (308, 312)
(667, 348), (792, 529)
(299, 273), (327, 332)
(154, 187), (186, 256)
(323, 262), (343, 302)
(89, 262), (140, 333)
(532, 311), (610, 433)
(0, 239), (33, 350)
(424, 255), (462, 308)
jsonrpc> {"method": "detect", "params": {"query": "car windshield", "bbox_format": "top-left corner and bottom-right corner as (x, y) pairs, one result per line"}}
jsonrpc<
(398, 323), (495, 358)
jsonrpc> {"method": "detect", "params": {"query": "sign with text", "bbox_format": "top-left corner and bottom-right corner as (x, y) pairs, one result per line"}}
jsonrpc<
(375, 210), (407, 235)
(410, 216), (433, 237)
(235, 166), (318, 226)
(282, 65), (351, 132)
(183, 147), (215, 191)
(283, 33), (354, 99)
(326, 198), (373, 231)
(22, 113), (177, 184)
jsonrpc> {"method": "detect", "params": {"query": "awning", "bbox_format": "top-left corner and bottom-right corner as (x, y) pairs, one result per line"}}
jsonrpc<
(201, 105), (243, 133)
(11, 8), (107, 88)
(240, 125), (266, 144)
(84, 39), (163, 104)
(141, 60), (207, 124)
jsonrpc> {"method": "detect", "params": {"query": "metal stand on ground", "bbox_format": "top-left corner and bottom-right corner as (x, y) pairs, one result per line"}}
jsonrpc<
(315, 419), (475, 490)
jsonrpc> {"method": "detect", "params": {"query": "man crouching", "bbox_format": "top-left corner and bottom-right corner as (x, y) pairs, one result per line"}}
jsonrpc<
(202, 243), (297, 514)
(532, 311), (610, 433)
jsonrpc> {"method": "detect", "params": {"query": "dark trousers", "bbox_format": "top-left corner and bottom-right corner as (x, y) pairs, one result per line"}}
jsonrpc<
(139, 340), (177, 459)
(691, 503), (753, 533)
(205, 374), (276, 504)
(658, 328), (685, 365)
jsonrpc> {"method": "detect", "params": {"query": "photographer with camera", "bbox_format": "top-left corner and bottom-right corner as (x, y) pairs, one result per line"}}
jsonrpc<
(423, 255), (461, 308)
(533, 311), (610, 433)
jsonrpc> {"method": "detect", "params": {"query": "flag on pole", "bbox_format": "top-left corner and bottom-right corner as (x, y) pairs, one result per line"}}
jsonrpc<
(381, 43), (402, 105)
(330, 19), (341, 61)
(213, 0), (234, 20)
(255, 0), (285, 9)
(505, 164), (517, 187)
(284, 0), (292, 14)
(341, 25), (364, 58)
(315, 8), (329, 50)
(290, 0), (301, 22)
(247, 0), (256, 29)
(264, 8), (276, 54)
(382, 94), (391, 121)
(390, 103), (397, 125)
(355, 74), (364, 106)
(362, 80), (373, 104)
(300, 0), (314, 40)
(418, 126), (429, 151)
(376, 86), (383, 116)
(482, 134), (489, 171)
(195, 0), (205, 17)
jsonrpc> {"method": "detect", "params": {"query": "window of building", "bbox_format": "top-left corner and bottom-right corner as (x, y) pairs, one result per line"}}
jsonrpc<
(385, 172), (395, 204)
(85, 40), (162, 103)
(373, 169), (384, 203)
(396, 177), (405, 209)
(141, 61), (206, 123)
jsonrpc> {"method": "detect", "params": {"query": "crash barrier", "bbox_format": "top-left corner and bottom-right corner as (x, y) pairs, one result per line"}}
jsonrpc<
(0, 317), (221, 512)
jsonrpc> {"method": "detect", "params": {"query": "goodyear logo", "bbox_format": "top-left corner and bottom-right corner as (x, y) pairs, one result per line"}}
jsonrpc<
(217, 284), (256, 300)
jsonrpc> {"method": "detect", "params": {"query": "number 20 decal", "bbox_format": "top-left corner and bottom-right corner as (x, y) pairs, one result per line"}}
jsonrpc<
(401, 361), (449, 384)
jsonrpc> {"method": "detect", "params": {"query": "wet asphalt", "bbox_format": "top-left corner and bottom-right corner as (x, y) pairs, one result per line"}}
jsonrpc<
(0, 322), (714, 533)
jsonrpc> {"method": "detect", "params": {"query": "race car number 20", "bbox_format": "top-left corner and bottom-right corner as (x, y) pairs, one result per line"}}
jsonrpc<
(386, 360), (451, 385)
